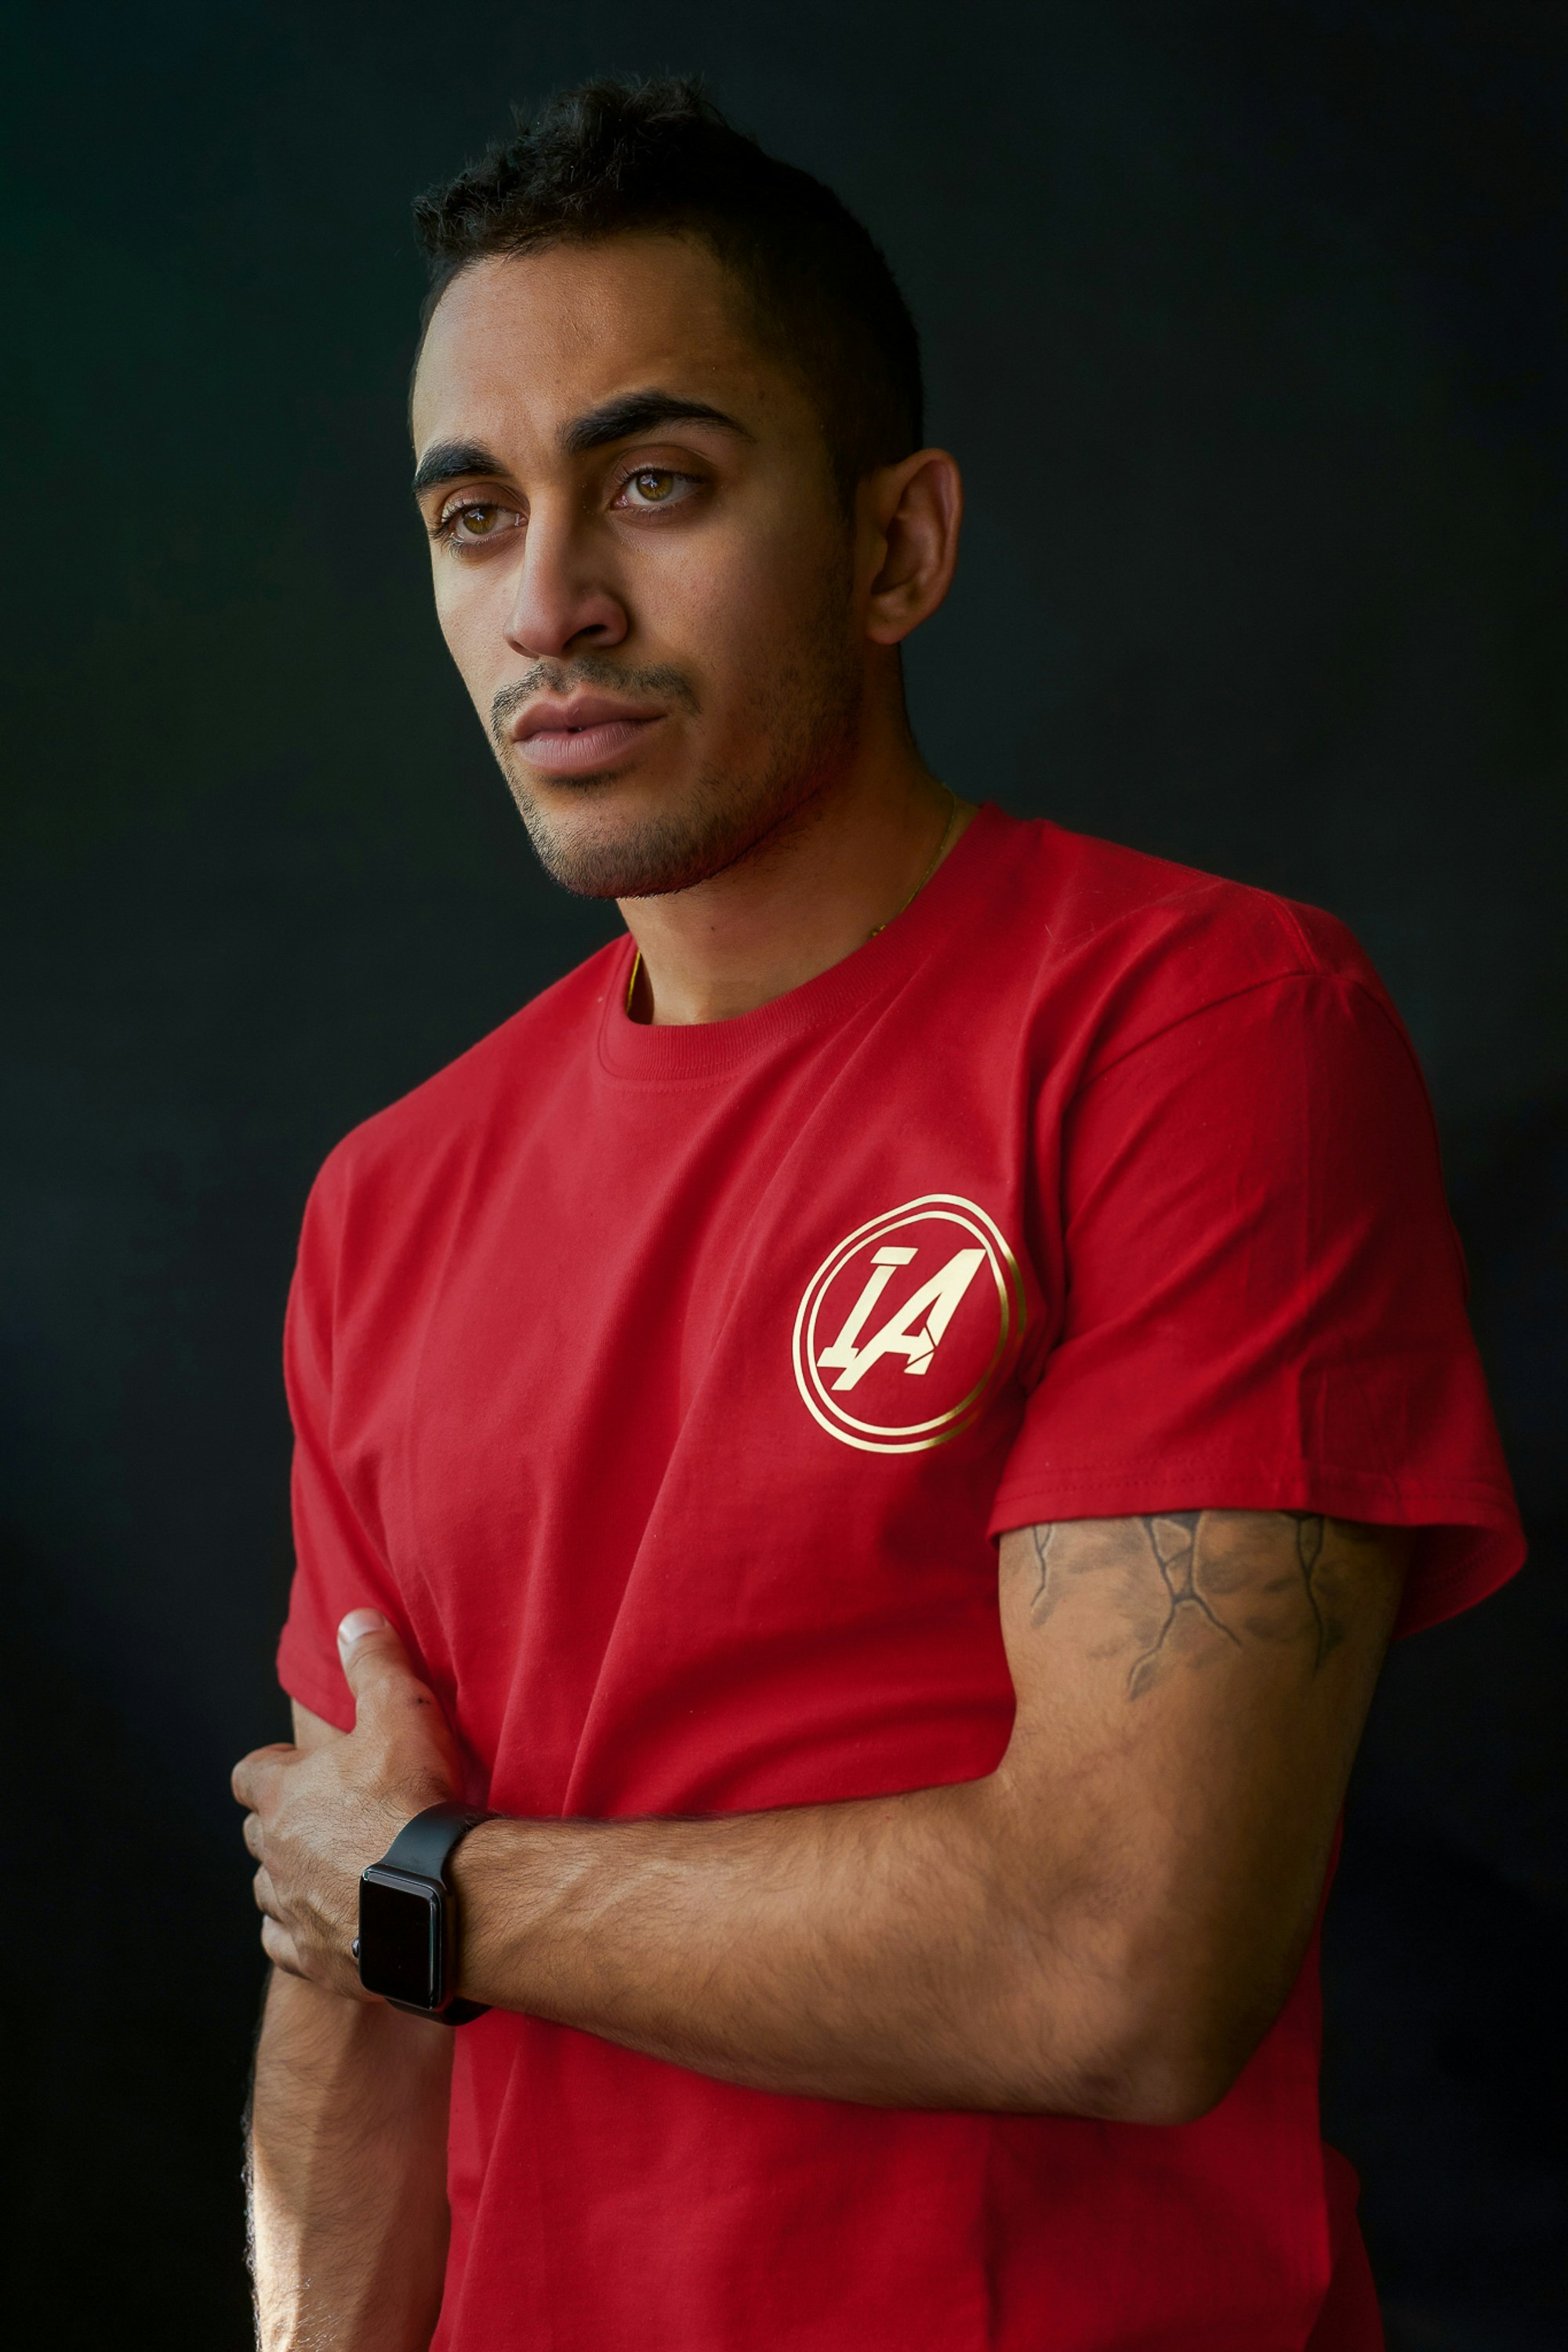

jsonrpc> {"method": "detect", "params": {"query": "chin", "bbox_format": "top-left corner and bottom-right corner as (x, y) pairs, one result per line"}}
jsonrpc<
(508, 764), (811, 902)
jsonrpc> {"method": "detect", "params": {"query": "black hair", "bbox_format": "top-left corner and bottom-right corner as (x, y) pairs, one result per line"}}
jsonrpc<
(412, 78), (924, 500)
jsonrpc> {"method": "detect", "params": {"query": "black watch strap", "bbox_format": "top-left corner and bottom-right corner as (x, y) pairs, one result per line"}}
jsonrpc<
(365, 1799), (493, 2026)
(381, 1799), (492, 1881)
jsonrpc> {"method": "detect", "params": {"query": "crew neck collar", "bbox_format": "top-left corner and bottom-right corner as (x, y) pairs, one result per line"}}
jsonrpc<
(597, 800), (1009, 1082)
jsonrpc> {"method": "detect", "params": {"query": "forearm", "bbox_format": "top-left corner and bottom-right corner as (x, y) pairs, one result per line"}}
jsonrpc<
(450, 1774), (1097, 2113)
(242, 1519), (1399, 2133)
(446, 1514), (1403, 2123)
(249, 1968), (453, 2352)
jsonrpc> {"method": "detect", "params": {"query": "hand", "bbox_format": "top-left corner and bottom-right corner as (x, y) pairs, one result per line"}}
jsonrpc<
(230, 1611), (459, 1994)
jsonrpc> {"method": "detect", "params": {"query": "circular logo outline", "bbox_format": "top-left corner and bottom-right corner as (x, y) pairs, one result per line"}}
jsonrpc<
(791, 1193), (1025, 1454)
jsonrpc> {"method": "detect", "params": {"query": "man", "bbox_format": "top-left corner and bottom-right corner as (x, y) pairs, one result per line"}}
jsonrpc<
(232, 78), (1523, 2352)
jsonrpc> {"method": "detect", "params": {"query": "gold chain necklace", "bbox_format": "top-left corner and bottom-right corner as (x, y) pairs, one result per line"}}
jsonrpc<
(865, 786), (961, 942)
(626, 786), (960, 1015)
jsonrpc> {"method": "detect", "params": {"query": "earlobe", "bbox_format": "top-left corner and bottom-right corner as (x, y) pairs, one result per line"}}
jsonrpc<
(864, 448), (963, 646)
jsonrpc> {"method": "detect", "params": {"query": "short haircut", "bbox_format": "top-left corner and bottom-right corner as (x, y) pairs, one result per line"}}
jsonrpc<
(413, 78), (924, 501)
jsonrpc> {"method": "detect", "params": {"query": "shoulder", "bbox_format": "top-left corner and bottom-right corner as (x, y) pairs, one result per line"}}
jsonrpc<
(975, 810), (1403, 1073)
(994, 809), (1370, 988)
(301, 938), (622, 1243)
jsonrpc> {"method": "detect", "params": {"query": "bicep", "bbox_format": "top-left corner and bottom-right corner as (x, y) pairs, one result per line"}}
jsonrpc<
(994, 1510), (1408, 2100)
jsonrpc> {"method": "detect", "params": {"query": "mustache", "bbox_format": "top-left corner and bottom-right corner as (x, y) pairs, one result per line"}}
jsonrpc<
(489, 656), (699, 753)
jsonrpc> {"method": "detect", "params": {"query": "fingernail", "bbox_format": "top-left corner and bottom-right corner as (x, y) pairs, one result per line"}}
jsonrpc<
(338, 1608), (387, 1650)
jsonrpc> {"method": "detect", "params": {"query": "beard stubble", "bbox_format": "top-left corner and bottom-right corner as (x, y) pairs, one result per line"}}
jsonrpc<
(487, 577), (865, 902)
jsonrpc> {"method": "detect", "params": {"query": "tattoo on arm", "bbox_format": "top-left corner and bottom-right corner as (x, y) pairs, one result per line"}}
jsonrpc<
(1131, 1512), (1242, 1697)
(1029, 1523), (1055, 1612)
(1026, 1509), (1350, 1699)
(1291, 1512), (1333, 1669)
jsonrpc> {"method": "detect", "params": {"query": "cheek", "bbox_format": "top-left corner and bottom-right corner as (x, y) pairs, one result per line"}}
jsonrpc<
(430, 564), (485, 659)
(431, 563), (511, 710)
(654, 524), (846, 683)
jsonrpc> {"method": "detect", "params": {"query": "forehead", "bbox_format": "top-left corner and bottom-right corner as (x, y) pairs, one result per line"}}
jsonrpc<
(410, 234), (804, 456)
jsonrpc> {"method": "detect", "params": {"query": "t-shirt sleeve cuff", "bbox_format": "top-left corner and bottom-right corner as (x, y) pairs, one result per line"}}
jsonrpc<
(986, 1463), (1526, 1638)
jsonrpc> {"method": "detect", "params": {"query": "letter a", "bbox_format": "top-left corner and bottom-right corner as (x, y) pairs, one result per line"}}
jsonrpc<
(820, 1247), (987, 1392)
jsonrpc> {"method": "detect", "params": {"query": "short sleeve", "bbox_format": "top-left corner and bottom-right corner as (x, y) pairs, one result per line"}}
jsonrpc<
(274, 1162), (405, 1730)
(988, 973), (1524, 1634)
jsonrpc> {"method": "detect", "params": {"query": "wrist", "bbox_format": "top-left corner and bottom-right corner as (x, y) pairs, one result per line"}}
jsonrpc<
(447, 1815), (533, 2006)
(448, 1815), (592, 2012)
(355, 1802), (495, 2021)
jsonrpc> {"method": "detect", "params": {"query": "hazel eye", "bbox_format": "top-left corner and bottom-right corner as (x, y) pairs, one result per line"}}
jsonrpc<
(616, 466), (704, 512)
(434, 499), (523, 547)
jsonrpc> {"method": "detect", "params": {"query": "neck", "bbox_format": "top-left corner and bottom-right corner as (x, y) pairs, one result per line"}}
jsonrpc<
(619, 742), (973, 1027)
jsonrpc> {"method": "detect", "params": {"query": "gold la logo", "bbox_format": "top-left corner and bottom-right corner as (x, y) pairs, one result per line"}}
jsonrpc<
(793, 1195), (1025, 1453)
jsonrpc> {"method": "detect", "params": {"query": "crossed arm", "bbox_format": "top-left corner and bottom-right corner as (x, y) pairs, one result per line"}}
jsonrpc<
(443, 1508), (1402, 2117)
(240, 1509), (1405, 2144)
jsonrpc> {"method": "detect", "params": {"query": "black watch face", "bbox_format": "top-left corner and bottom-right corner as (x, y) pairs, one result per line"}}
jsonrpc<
(358, 1869), (443, 2008)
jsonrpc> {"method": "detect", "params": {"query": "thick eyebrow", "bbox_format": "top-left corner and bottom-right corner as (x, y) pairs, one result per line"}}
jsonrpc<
(410, 396), (750, 501)
(411, 440), (509, 499)
(561, 390), (751, 456)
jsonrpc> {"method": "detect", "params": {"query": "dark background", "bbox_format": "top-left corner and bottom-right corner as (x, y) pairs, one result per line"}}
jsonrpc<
(2, 2), (1563, 2343)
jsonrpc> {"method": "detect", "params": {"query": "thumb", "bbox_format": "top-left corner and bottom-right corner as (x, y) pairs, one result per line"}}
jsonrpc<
(336, 1608), (415, 1701)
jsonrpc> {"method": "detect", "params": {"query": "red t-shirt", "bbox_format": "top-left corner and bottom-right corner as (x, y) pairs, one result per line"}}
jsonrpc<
(278, 805), (1522, 2351)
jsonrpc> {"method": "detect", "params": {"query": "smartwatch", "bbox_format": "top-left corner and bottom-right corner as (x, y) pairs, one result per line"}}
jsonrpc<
(354, 1800), (493, 2024)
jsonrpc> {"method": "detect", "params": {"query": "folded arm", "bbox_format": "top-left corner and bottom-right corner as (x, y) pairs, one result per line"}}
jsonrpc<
(451, 1508), (1406, 2122)
(238, 1510), (1404, 2126)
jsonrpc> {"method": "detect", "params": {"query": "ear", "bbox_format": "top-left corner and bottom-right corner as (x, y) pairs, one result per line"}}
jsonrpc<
(859, 448), (964, 647)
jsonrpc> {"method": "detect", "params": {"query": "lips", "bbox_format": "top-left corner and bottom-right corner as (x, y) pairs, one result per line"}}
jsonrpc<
(511, 692), (665, 776)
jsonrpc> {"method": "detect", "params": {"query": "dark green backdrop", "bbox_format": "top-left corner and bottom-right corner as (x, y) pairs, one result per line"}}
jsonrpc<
(2, 3), (1563, 2344)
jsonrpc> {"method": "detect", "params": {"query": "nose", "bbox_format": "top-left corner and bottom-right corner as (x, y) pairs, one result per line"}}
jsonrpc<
(501, 506), (627, 659)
